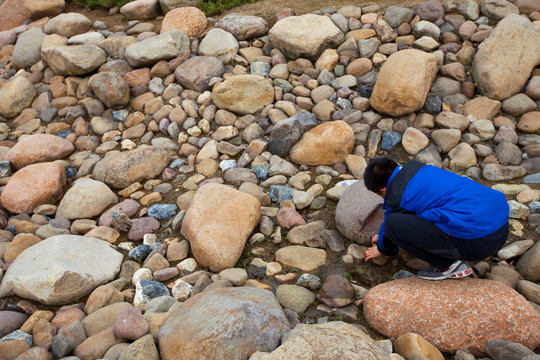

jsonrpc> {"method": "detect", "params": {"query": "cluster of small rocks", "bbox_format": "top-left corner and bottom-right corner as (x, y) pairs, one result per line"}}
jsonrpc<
(0, 0), (539, 359)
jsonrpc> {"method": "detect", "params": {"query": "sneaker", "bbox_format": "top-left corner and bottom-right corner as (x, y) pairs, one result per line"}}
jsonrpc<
(417, 260), (472, 280)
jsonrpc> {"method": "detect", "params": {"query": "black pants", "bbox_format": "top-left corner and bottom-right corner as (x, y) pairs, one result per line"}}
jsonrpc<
(383, 213), (509, 269)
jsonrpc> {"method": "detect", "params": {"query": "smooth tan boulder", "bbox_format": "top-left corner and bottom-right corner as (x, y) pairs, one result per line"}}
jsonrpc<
(269, 14), (344, 61)
(56, 178), (117, 220)
(181, 183), (261, 272)
(1, 162), (65, 214)
(289, 120), (354, 166)
(160, 6), (207, 36)
(0, 76), (36, 118)
(275, 246), (327, 272)
(6, 134), (74, 170)
(393, 333), (444, 360)
(472, 14), (540, 100)
(3, 234), (41, 262)
(212, 75), (274, 115)
(370, 49), (437, 116)
(364, 278), (540, 356)
(518, 111), (540, 133)
(24, 0), (65, 20)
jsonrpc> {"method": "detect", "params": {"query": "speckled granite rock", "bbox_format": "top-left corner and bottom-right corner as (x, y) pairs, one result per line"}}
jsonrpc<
(364, 278), (540, 356)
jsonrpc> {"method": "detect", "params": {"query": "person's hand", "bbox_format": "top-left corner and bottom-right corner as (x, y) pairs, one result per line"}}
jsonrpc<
(363, 245), (382, 262)
(371, 234), (378, 245)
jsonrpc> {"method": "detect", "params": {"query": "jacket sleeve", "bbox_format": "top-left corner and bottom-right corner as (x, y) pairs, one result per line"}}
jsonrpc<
(376, 206), (399, 256)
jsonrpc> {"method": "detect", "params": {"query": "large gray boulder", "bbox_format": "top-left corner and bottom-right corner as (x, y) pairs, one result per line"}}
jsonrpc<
(125, 30), (189, 68)
(472, 14), (540, 100)
(158, 287), (289, 360)
(12, 27), (46, 69)
(268, 113), (318, 157)
(250, 322), (392, 360)
(269, 14), (344, 61)
(0, 235), (124, 305)
(335, 181), (384, 246)
(174, 56), (224, 92)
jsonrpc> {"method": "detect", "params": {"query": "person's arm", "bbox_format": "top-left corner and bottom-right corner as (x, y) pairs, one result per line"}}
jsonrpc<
(375, 208), (399, 256)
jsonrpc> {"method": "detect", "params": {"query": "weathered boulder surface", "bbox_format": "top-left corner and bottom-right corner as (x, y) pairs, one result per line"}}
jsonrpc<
(364, 278), (540, 356)
(125, 30), (190, 68)
(269, 14), (345, 61)
(370, 49), (438, 116)
(0, 162), (66, 214)
(289, 120), (355, 166)
(0, 235), (124, 305)
(92, 146), (169, 189)
(42, 44), (108, 76)
(158, 287), (289, 360)
(472, 14), (540, 100)
(181, 183), (261, 272)
(215, 13), (269, 41)
(174, 56), (224, 92)
(250, 322), (392, 360)
(89, 72), (130, 109)
(335, 181), (384, 245)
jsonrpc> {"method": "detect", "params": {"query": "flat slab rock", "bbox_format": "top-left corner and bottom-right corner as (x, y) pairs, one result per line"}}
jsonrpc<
(0, 235), (124, 305)
(363, 278), (540, 356)
(250, 321), (391, 360)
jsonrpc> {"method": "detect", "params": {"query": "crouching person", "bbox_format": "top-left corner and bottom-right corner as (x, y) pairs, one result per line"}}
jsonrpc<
(363, 157), (509, 280)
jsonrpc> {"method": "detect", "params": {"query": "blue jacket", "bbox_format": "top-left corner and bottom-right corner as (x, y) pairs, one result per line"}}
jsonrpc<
(377, 161), (509, 256)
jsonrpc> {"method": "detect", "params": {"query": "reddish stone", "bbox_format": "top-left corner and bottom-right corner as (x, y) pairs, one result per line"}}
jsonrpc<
(364, 278), (540, 356)
(51, 307), (86, 329)
(0, 0), (30, 31)
(0, 162), (66, 214)
(276, 207), (306, 229)
(98, 199), (140, 227)
(128, 217), (160, 241)
(461, 82), (475, 98)
(6, 134), (74, 170)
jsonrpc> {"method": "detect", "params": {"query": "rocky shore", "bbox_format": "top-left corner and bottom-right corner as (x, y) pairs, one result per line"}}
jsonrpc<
(0, 0), (539, 359)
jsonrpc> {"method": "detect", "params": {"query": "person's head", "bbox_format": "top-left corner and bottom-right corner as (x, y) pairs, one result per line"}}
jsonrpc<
(364, 157), (398, 195)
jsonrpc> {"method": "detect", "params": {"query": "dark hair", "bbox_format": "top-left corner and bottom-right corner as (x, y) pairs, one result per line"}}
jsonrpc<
(364, 157), (398, 193)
